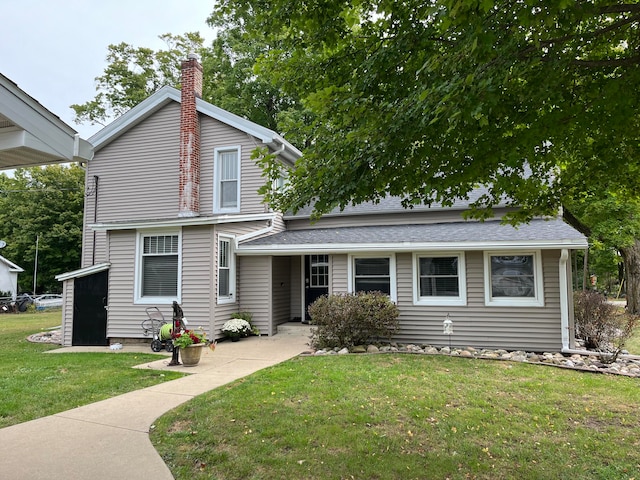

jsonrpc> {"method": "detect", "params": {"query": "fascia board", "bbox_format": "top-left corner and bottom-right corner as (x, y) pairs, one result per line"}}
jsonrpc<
(88, 86), (301, 162)
(0, 255), (24, 272)
(55, 262), (110, 282)
(90, 213), (276, 231)
(236, 239), (588, 255)
(195, 99), (301, 161)
(1, 75), (87, 162)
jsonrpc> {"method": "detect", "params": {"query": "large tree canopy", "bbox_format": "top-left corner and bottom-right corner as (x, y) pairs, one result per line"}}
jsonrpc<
(210, 0), (639, 223)
(72, 29), (306, 145)
(0, 165), (85, 293)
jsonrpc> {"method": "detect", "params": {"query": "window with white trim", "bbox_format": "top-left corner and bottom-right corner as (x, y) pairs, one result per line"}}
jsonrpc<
(136, 232), (181, 303)
(348, 255), (397, 302)
(414, 253), (466, 305)
(484, 252), (544, 306)
(214, 147), (241, 212)
(218, 235), (236, 303)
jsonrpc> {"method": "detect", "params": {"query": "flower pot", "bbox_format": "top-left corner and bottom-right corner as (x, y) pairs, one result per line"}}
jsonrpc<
(230, 336), (240, 342)
(180, 343), (205, 366)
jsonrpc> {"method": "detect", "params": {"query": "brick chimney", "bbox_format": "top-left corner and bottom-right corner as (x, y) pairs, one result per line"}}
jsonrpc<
(178, 54), (203, 217)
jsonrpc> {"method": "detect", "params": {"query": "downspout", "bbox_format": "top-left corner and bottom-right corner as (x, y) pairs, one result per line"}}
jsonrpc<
(559, 249), (570, 352)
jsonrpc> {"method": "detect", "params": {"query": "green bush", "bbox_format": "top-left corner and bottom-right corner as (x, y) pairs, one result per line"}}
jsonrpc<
(308, 292), (400, 349)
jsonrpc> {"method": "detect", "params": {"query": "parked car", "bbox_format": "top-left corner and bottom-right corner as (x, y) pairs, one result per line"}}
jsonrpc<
(33, 294), (63, 310)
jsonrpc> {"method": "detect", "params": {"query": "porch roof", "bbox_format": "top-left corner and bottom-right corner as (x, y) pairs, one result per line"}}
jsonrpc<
(236, 218), (587, 254)
(0, 73), (92, 170)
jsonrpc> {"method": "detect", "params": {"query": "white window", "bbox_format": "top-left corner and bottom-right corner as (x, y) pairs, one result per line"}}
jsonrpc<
(413, 253), (467, 306)
(218, 235), (236, 304)
(348, 254), (397, 302)
(310, 254), (329, 287)
(135, 231), (181, 303)
(484, 252), (544, 306)
(214, 146), (241, 212)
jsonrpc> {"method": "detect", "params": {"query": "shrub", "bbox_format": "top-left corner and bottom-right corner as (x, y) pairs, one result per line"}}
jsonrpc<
(574, 290), (639, 363)
(308, 292), (400, 349)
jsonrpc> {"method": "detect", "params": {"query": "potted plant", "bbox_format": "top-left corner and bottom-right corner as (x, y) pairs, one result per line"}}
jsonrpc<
(231, 311), (260, 335)
(221, 318), (252, 341)
(172, 328), (208, 366)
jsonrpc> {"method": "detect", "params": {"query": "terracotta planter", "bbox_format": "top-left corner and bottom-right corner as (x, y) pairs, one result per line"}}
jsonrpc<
(180, 343), (205, 366)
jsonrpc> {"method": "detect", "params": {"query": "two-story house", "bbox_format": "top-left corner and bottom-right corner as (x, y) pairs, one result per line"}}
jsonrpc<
(57, 56), (587, 352)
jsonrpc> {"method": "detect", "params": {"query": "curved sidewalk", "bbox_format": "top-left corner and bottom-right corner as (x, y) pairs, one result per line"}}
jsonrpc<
(0, 324), (312, 480)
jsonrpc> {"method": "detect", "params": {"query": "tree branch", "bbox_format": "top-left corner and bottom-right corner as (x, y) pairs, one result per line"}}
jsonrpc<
(563, 207), (592, 237)
(572, 55), (640, 68)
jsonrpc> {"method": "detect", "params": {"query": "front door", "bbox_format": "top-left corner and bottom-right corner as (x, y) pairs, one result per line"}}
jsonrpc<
(304, 254), (329, 322)
(72, 270), (109, 346)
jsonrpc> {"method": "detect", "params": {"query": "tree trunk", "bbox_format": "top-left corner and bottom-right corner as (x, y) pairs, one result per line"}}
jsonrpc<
(620, 239), (640, 314)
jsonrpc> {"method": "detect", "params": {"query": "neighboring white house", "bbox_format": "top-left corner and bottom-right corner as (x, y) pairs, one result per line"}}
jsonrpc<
(0, 254), (23, 299)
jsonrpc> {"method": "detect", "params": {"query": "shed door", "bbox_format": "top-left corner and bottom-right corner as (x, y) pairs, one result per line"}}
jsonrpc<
(304, 254), (329, 321)
(72, 270), (108, 346)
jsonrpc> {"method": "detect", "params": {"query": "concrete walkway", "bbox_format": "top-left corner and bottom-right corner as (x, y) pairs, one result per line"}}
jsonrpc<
(0, 324), (312, 480)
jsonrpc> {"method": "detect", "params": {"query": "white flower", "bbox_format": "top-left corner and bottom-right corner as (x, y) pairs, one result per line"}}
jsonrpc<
(222, 318), (251, 334)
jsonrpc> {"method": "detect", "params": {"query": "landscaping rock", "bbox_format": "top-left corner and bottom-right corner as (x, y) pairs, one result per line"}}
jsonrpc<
(302, 336), (640, 378)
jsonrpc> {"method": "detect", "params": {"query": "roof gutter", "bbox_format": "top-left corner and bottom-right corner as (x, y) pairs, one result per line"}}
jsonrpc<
(236, 240), (588, 255)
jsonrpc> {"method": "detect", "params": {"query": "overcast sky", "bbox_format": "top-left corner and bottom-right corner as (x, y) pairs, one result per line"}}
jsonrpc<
(1, 0), (216, 139)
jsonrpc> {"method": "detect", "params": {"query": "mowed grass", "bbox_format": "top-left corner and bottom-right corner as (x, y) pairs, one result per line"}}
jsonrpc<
(0, 310), (184, 428)
(152, 354), (640, 480)
(626, 326), (640, 355)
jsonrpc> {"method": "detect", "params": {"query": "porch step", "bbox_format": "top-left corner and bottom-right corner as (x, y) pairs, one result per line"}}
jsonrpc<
(276, 322), (313, 336)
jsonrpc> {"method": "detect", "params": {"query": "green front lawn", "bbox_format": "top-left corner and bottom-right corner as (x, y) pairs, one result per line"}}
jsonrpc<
(152, 354), (640, 480)
(0, 310), (184, 428)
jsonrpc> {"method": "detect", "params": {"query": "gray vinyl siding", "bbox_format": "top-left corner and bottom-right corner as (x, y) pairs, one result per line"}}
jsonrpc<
(394, 250), (563, 351)
(290, 256), (302, 320)
(82, 103), (181, 267)
(105, 230), (144, 339)
(272, 256), (291, 325)
(239, 256), (273, 335)
(90, 103), (180, 222)
(200, 116), (270, 216)
(181, 226), (215, 335)
(105, 227), (214, 339)
(330, 254), (348, 294)
(214, 223), (272, 337)
(61, 279), (74, 346)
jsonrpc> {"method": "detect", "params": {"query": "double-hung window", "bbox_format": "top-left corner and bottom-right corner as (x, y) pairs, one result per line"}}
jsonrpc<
(484, 252), (544, 306)
(136, 232), (180, 303)
(349, 255), (397, 302)
(414, 253), (466, 305)
(218, 235), (236, 303)
(214, 146), (241, 212)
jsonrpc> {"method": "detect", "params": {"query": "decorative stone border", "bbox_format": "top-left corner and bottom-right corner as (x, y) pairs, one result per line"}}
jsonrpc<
(309, 343), (640, 378)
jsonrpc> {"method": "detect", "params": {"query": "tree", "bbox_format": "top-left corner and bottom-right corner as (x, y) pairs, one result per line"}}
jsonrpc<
(72, 33), (207, 127)
(211, 0), (640, 312)
(209, 0), (639, 222)
(72, 30), (306, 144)
(0, 165), (85, 293)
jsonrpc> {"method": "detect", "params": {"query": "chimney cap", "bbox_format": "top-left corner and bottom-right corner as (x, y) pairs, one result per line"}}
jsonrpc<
(187, 52), (199, 61)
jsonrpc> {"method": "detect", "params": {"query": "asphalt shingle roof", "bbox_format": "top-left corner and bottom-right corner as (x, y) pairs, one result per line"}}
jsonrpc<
(240, 218), (586, 251)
